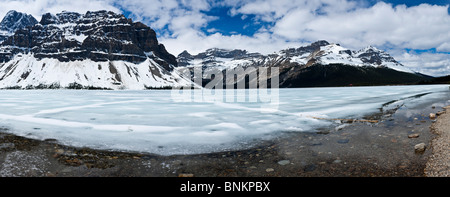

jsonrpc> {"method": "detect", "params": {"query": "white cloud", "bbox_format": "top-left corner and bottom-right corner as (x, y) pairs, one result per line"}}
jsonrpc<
(267, 2), (450, 51)
(0, 0), (120, 21)
(394, 51), (450, 76)
(115, 0), (180, 29)
(437, 42), (450, 52)
(115, 0), (213, 30)
(160, 31), (306, 55)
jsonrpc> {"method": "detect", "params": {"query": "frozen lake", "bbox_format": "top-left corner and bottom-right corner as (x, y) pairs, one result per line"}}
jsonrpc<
(0, 85), (449, 155)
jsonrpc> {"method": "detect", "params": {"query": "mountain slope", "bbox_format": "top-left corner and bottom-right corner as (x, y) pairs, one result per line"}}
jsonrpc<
(279, 64), (430, 88)
(0, 54), (190, 90)
(0, 10), (193, 90)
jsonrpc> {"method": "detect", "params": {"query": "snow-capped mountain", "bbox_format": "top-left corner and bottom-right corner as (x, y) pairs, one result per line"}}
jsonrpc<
(0, 10), (38, 43)
(0, 10), (194, 90)
(177, 41), (428, 88)
(179, 40), (414, 73)
(177, 48), (266, 76)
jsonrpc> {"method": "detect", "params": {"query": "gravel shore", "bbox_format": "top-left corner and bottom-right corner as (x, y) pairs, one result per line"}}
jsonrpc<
(0, 102), (448, 177)
(425, 106), (450, 177)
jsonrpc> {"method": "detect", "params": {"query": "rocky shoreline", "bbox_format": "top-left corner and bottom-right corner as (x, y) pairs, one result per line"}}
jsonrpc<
(0, 103), (448, 177)
(425, 106), (450, 176)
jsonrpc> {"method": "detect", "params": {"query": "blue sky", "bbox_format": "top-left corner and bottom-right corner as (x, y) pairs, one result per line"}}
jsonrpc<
(0, 0), (449, 76)
(191, 0), (450, 37)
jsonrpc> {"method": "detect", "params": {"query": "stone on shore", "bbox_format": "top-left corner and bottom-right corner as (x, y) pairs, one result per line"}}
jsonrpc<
(278, 160), (290, 166)
(408, 134), (420, 138)
(429, 113), (436, 120)
(426, 105), (450, 177)
(414, 143), (426, 153)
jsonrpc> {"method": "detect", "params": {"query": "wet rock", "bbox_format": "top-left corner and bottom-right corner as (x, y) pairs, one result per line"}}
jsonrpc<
(408, 134), (420, 138)
(436, 111), (445, 116)
(429, 113), (436, 120)
(333, 159), (342, 164)
(337, 139), (350, 144)
(277, 160), (290, 166)
(265, 168), (274, 172)
(414, 143), (426, 153)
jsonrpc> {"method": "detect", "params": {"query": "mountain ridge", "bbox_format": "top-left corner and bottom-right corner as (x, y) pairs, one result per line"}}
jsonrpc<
(177, 40), (414, 73)
(176, 41), (431, 88)
(0, 10), (193, 90)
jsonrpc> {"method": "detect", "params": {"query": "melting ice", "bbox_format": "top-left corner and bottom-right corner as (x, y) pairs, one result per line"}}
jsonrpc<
(0, 85), (449, 155)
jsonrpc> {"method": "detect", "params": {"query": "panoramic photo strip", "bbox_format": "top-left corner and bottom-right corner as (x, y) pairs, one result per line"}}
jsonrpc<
(0, 0), (449, 193)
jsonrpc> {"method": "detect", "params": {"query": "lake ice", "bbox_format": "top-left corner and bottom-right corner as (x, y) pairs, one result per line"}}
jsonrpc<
(0, 85), (449, 155)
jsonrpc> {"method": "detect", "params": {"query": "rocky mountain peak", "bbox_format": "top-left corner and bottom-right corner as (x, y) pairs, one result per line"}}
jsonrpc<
(201, 48), (248, 59)
(353, 45), (399, 66)
(188, 48), (256, 60)
(40, 11), (82, 25)
(178, 50), (192, 58)
(281, 40), (332, 58)
(0, 10), (38, 43)
(0, 10), (38, 32)
(177, 50), (194, 67)
(0, 10), (177, 69)
(176, 48), (264, 68)
(311, 40), (331, 47)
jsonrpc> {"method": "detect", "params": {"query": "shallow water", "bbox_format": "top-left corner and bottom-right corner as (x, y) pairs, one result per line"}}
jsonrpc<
(0, 85), (449, 155)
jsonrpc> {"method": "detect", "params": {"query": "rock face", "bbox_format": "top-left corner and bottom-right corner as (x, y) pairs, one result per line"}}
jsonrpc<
(0, 10), (193, 90)
(177, 40), (431, 88)
(1, 11), (176, 68)
(0, 10), (38, 32)
(0, 10), (38, 43)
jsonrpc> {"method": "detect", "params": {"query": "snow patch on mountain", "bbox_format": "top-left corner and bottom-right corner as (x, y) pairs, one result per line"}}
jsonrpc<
(0, 53), (193, 90)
